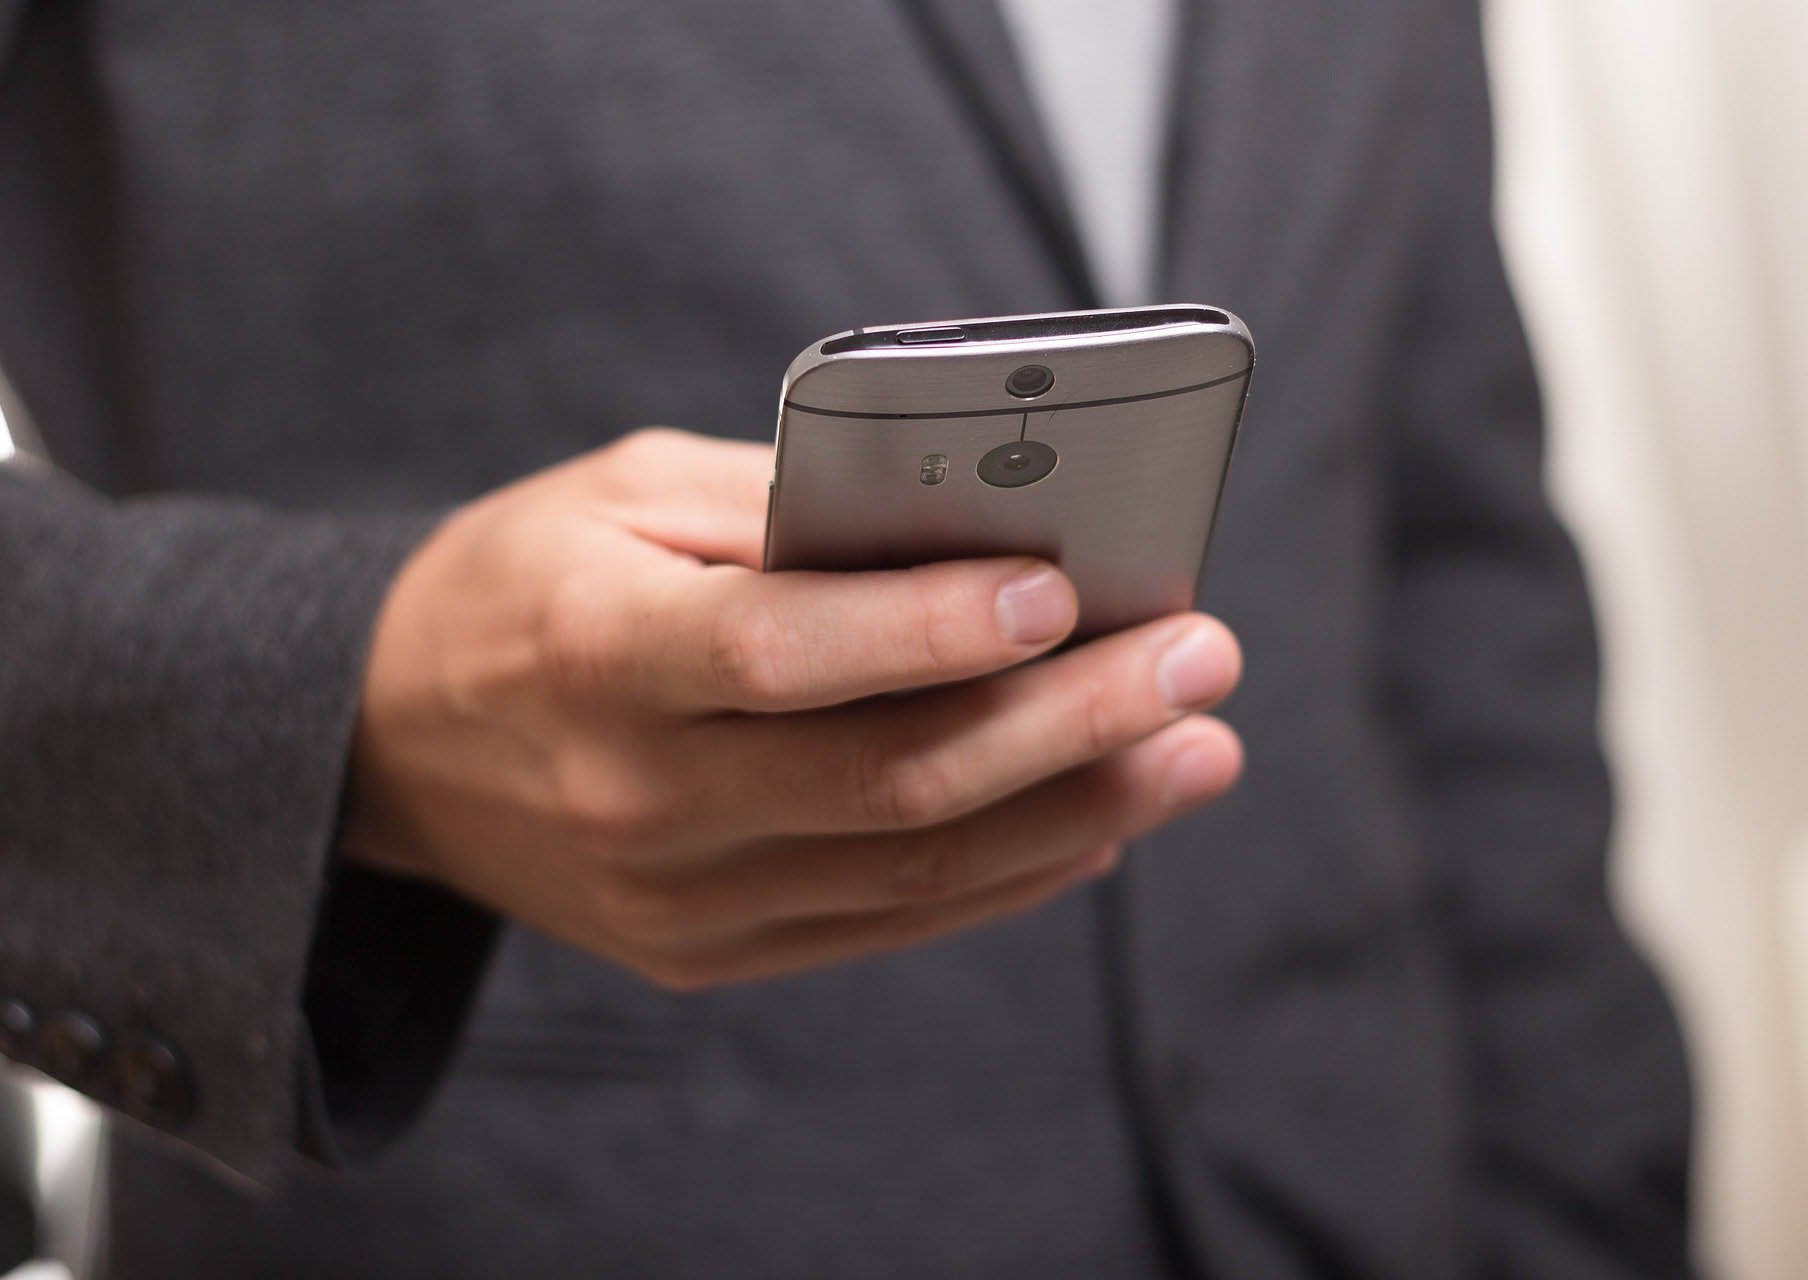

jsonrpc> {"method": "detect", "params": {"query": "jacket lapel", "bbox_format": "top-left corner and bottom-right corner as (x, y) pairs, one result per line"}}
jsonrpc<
(895, 0), (1099, 307)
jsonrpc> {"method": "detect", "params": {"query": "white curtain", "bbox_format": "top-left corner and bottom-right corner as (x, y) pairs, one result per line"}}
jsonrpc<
(1487, 3), (1808, 1276)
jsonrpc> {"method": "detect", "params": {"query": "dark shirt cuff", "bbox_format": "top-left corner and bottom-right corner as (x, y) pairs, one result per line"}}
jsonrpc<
(296, 864), (500, 1166)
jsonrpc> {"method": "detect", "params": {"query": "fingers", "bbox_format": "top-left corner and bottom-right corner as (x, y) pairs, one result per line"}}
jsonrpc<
(631, 556), (1080, 712)
(628, 716), (1240, 989)
(665, 716), (1241, 932)
(616, 500), (768, 569)
(694, 610), (1241, 839)
(563, 429), (774, 566)
(609, 431), (770, 567)
(582, 427), (772, 512)
(642, 843), (1117, 991)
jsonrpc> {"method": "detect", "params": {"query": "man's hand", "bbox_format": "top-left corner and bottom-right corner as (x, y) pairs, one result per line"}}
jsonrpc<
(344, 428), (1243, 989)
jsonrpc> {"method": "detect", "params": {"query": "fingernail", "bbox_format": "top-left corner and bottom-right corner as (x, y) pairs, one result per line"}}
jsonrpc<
(1161, 740), (1235, 808)
(995, 566), (1073, 645)
(1155, 623), (1237, 710)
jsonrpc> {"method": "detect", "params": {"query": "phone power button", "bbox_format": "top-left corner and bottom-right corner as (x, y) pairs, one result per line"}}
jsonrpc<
(897, 326), (967, 345)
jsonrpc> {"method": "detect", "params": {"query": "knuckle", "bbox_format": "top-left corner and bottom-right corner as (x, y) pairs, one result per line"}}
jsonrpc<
(707, 602), (795, 705)
(552, 763), (622, 844)
(1073, 670), (1129, 759)
(902, 568), (967, 674)
(892, 840), (972, 902)
(554, 757), (668, 853)
(538, 575), (620, 694)
(1084, 769), (1145, 836)
(616, 784), (682, 849)
(614, 425), (681, 460)
(638, 951), (719, 994)
(602, 872), (692, 947)
(856, 744), (959, 829)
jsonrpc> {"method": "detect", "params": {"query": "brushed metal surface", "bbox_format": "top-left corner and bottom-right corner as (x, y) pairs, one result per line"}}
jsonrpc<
(765, 306), (1253, 639)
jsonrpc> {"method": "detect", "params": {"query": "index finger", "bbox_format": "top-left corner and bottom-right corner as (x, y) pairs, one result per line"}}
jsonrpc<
(593, 429), (773, 567)
(638, 556), (1079, 712)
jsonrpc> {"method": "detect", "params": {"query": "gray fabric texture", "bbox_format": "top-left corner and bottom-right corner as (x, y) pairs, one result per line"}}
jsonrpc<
(0, 467), (440, 1177)
(0, 0), (1692, 1276)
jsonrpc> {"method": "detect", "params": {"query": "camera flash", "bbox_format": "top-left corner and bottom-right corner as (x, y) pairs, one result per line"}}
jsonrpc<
(919, 453), (948, 485)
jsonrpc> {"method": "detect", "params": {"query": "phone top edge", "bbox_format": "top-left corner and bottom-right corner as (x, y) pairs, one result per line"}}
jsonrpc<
(781, 364), (1252, 422)
(780, 304), (1253, 403)
(778, 307), (1252, 423)
(819, 304), (1229, 355)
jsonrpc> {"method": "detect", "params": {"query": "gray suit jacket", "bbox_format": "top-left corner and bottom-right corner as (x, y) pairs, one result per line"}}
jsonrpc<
(0, 1), (1691, 1276)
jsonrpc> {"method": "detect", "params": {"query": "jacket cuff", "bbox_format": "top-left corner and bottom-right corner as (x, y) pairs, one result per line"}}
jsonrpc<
(0, 468), (448, 1180)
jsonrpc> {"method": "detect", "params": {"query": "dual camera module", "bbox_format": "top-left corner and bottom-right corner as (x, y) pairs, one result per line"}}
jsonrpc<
(976, 364), (1058, 488)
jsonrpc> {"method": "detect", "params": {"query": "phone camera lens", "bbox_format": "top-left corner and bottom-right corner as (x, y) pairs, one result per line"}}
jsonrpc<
(978, 439), (1058, 488)
(1005, 364), (1055, 399)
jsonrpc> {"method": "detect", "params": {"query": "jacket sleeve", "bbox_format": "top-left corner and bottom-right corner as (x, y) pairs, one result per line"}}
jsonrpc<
(1380, 9), (1693, 1275)
(0, 462), (494, 1182)
(0, 2), (20, 68)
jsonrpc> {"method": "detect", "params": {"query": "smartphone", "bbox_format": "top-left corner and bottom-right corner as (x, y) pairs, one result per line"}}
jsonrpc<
(762, 305), (1253, 640)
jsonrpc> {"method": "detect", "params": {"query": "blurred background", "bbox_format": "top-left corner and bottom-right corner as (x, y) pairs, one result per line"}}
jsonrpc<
(3, 2), (1805, 1277)
(1487, 3), (1808, 1276)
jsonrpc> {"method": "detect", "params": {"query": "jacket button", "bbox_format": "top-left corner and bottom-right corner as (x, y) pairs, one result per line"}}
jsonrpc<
(36, 1011), (109, 1088)
(109, 1033), (196, 1129)
(0, 998), (34, 1060)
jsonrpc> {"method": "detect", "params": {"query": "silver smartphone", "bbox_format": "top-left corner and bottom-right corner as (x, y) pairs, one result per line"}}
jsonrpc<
(762, 305), (1254, 640)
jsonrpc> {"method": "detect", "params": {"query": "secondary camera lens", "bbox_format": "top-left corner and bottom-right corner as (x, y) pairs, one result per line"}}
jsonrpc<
(1005, 364), (1055, 399)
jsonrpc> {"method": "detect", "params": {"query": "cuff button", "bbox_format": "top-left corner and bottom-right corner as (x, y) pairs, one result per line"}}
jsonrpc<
(38, 1011), (108, 1088)
(0, 998), (35, 1060)
(111, 1033), (196, 1129)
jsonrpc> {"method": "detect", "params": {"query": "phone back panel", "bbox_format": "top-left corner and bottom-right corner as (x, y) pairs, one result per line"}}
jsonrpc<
(764, 308), (1253, 639)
